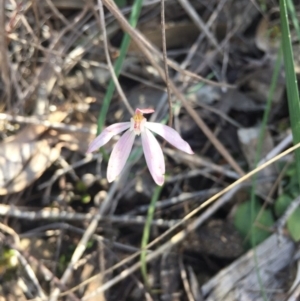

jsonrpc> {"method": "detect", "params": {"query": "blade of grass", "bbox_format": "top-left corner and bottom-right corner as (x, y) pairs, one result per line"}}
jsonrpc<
(287, 0), (300, 40)
(140, 185), (163, 286)
(280, 0), (300, 188)
(97, 0), (144, 134)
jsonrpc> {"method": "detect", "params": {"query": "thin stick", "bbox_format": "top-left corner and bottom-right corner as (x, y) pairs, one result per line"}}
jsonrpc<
(179, 256), (195, 301)
(0, 0), (11, 108)
(0, 204), (178, 227)
(19, 247), (80, 301)
(128, 188), (221, 215)
(0, 222), (20, 246)
(163, 148), (239, 179)
(177, 0), (222, 53)
(96, 0), (134, 115)
(160, 0), (172, 127)
(21, 222), (139, 253)
(0, 112), (96, 133)
(15, 250), (47, 300)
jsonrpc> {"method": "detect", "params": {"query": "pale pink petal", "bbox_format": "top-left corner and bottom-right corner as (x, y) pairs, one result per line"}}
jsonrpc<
(107, 130), (136, 182)
(136, 108), (155, 114)
(145, 122), (194, 154)
(141, 128), (165, 186)
(87, 122), (130, 153)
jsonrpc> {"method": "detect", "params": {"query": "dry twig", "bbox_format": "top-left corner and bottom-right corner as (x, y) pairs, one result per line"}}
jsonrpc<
(160, 0), (172, 127)
(0, 0), (11, 108)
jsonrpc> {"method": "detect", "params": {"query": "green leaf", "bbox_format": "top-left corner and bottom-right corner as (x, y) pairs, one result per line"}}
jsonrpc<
(114, 0), (126, 8)
(280, 0), (300, 189)
(234, 200), (274, 248)
(274, 194), (293, 216)
(287, 207), (300, 241)
(290, 185), (300, 199)
(76, 181), (87, 193)
(285, 164), (297, 177)
(81, 193), (91, 204)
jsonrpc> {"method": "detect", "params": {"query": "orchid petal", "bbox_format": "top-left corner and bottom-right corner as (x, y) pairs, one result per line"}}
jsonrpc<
(87, 122), (130, 153)
(141, 128), (165, 186)
(145, 122), (194, 154)
(107, 130), (135, 182)
(136, 108), (155, 114)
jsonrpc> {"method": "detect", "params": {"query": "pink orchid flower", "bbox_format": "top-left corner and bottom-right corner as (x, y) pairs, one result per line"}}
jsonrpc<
(87, 108), (193, 186)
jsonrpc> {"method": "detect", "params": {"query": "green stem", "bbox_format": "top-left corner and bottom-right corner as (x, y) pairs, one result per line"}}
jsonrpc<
(280, 0), (300, 189)
(140, 185), (163, 286)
